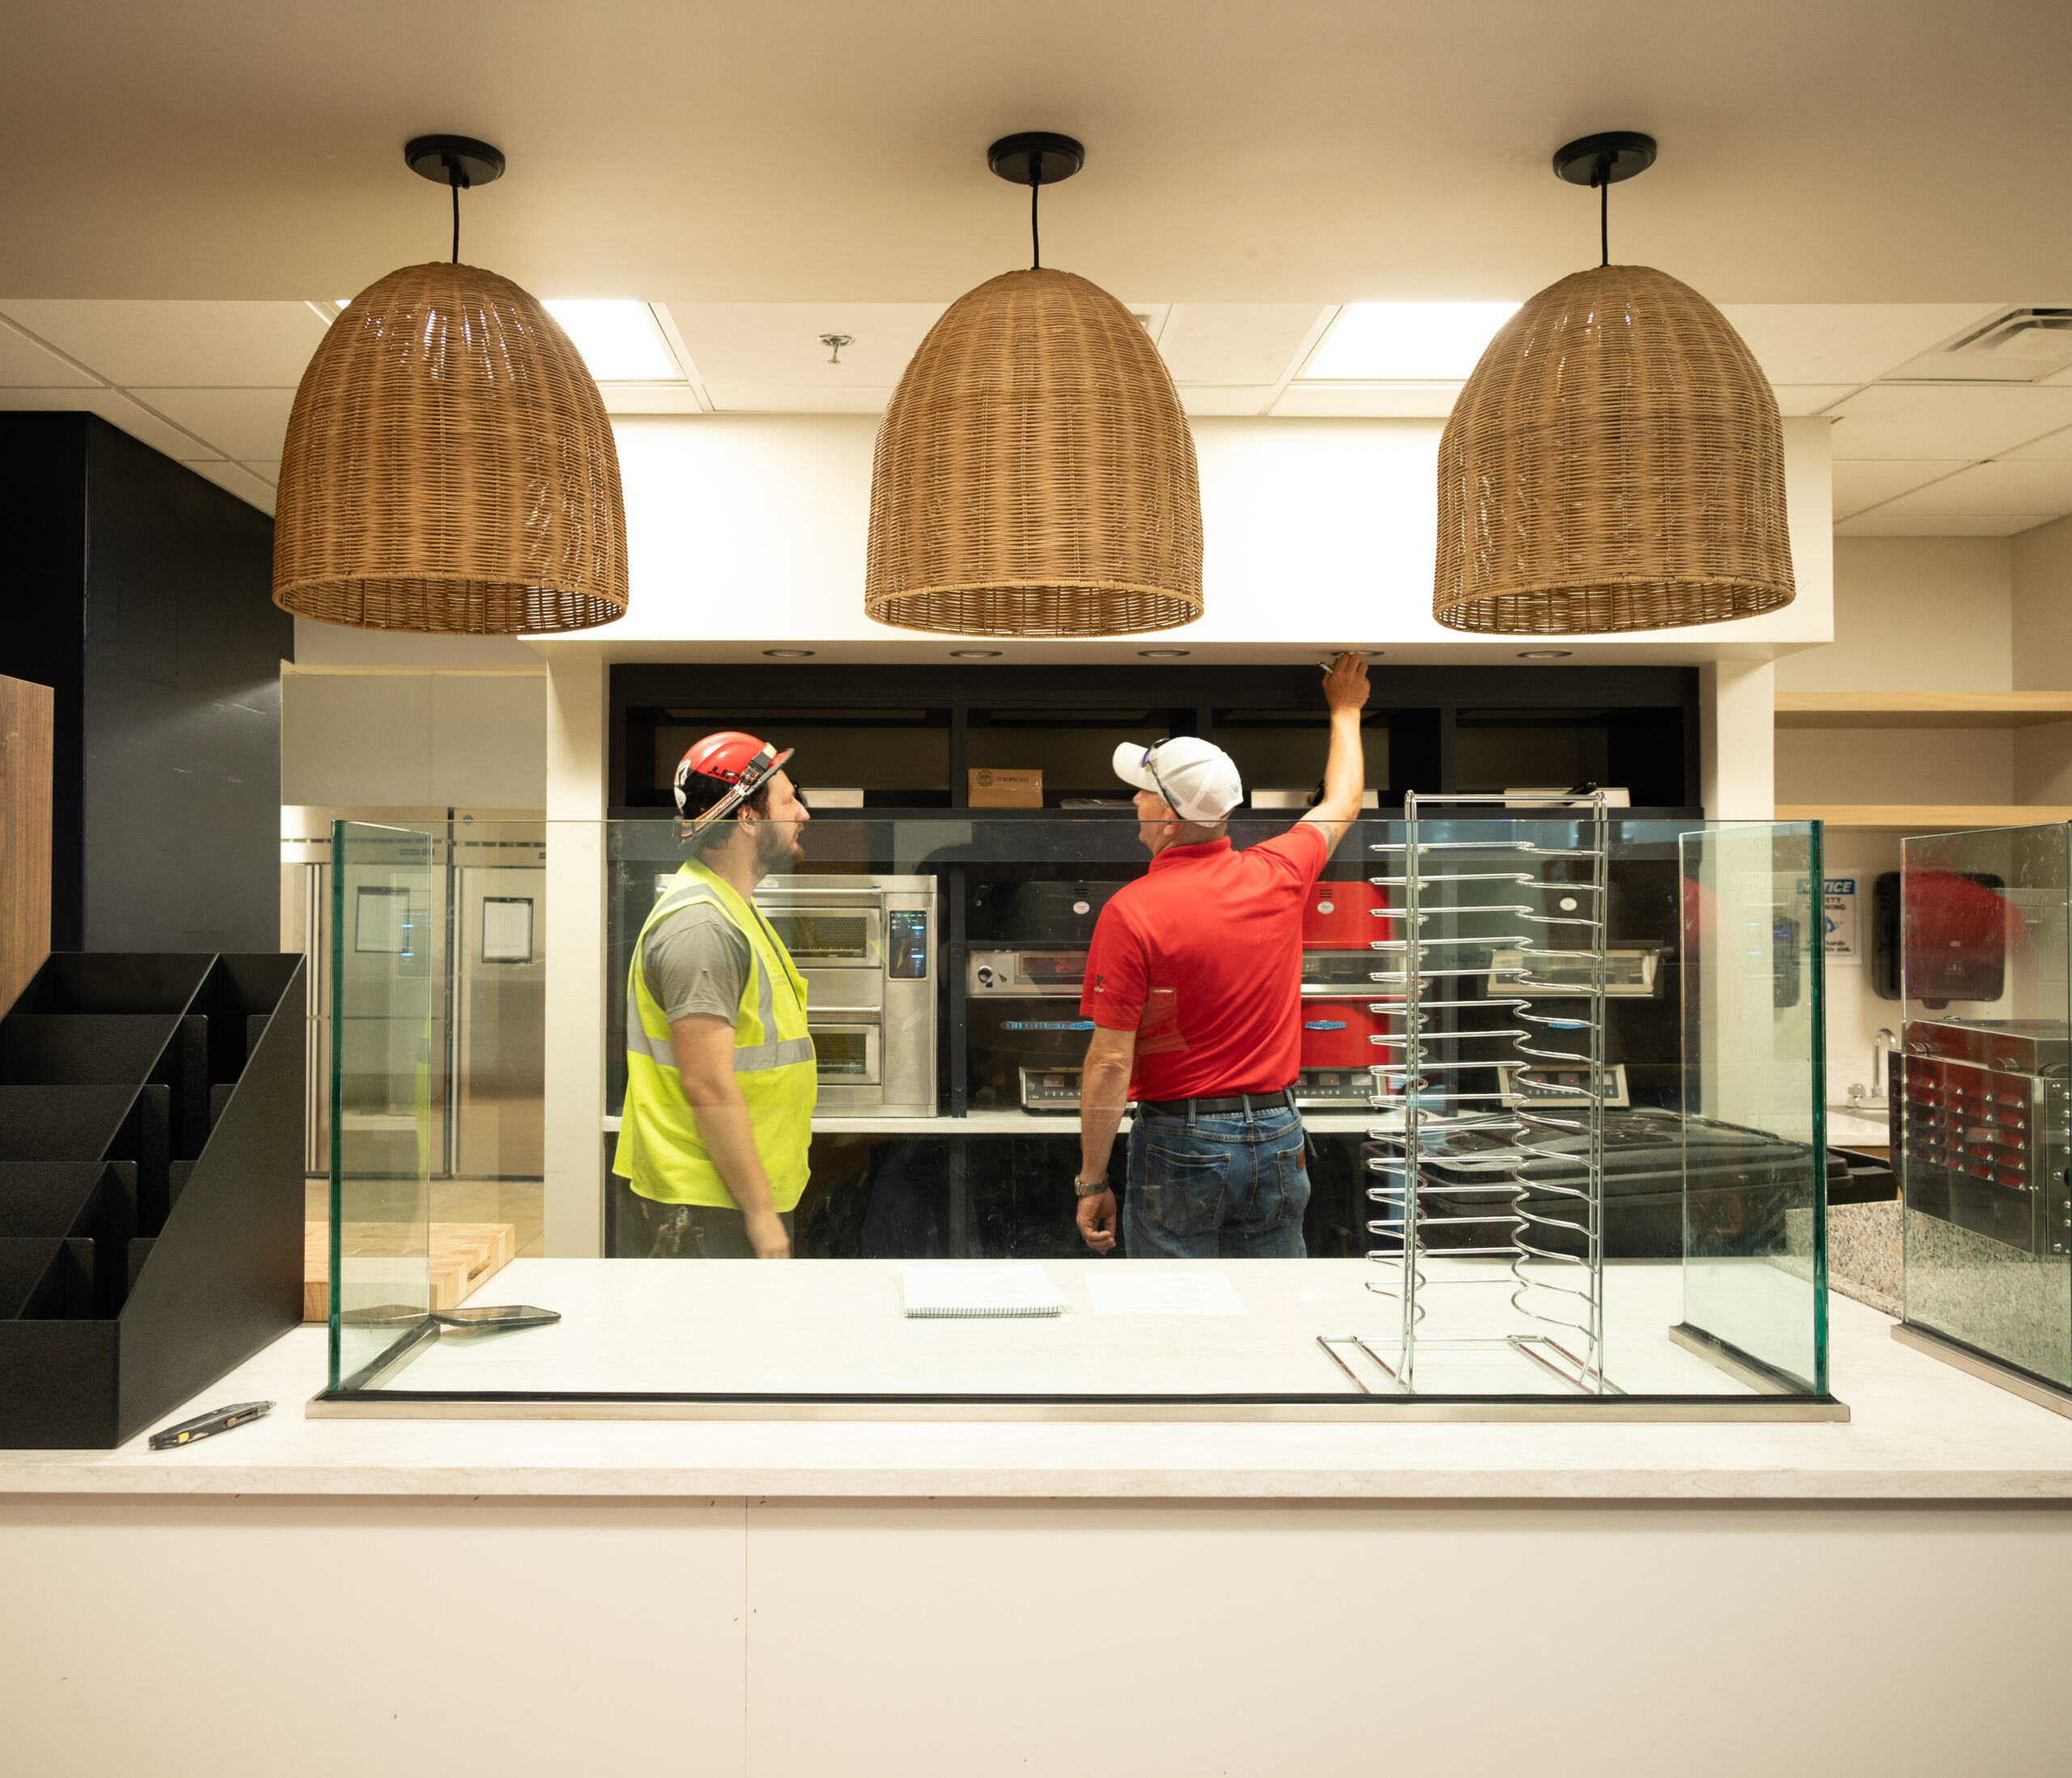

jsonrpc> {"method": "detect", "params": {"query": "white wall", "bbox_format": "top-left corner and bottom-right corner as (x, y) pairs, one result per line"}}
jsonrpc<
(2010, 513), (2072, 796)
(1774, 537), (2011, 693)
(281, 670), (546, 809)
(542, 413), (1833, 661)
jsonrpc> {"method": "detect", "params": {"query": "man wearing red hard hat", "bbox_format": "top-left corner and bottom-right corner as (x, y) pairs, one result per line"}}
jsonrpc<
(612, 731), (814, 1259)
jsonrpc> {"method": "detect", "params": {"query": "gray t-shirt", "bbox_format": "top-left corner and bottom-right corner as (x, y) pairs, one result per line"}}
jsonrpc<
(643, 900), (752, 1025)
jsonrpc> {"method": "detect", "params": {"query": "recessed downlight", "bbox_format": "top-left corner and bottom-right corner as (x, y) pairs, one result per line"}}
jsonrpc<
(762, 648), (815, 658)
(949, 648), (1003, 658)
(1137, 648), (1191, 659)
(1517, 649), (1573, 659)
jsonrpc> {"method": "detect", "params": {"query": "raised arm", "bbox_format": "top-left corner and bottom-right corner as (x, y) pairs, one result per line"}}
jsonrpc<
(1302, 651), (1372, 858)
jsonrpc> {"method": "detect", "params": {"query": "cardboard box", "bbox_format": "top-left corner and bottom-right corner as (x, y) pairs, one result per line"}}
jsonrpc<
(969, 768), (1043, 808)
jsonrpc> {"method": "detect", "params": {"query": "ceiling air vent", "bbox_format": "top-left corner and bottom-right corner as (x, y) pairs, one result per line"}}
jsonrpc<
(1883, 308), (2072, 384)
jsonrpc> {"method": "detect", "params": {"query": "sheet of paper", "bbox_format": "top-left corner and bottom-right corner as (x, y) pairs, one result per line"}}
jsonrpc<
(900, 1265), (1067, 1318)
(1085, 1271), (1249, 1317)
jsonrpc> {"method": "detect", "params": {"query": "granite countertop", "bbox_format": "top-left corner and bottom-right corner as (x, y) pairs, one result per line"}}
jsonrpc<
(3, 1288), (2072, 1502)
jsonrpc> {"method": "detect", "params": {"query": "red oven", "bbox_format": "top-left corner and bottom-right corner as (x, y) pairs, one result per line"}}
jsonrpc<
(1298, 999), (1400, 1068)
(1301, 879), (1395, 949)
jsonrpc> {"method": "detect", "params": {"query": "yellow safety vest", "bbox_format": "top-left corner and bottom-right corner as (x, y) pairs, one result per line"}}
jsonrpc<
(612, 860), (817, 1210)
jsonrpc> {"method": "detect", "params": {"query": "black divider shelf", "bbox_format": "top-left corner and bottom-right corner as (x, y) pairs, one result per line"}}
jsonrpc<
(0, 954), (304, 1447)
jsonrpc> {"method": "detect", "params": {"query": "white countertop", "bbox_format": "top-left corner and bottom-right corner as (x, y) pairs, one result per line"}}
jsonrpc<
(6, 1277), (2072, 1502)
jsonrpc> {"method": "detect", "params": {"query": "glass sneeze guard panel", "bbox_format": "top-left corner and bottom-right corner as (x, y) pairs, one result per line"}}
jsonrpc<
(325, 813), (1835, 1416)
(1899, 823), (2071, 1390)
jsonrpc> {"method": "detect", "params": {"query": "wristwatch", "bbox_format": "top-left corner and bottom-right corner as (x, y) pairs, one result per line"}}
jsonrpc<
(1072, 1173), (1110, 1198)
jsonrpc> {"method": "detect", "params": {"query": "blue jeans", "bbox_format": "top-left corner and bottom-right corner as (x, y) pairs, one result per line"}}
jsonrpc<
(1125, 1101), (1311, 1259)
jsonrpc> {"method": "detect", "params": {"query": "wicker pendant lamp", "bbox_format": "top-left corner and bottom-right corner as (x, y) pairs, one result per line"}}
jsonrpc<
(865, 134), (1201, 638)
(274, 137), (627, 634)
(1434, 133), (1793, 635)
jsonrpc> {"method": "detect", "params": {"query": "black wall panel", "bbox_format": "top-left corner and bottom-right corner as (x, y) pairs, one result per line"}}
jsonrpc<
(0, 413), (289, 953)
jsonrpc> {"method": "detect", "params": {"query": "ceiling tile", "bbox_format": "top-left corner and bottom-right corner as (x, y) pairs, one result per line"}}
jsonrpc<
(1868, 457), (2072, 516)
(1998, 424), (2072, 461)
(664, 303), (944, 385)
(1824, 383), (2072, 460)
(1834, 510), (2053, 537)
(241, 460), (279, 487)
(1831, 460), (1969, 519)
(1772, 385), (1858, 416)
(0, 386), (219, 459)
(702, 383), (894, 414)
(1158, 305), (1331, 385)
(186, 457), (275, 513)
(1271, 381), (1460, 418)
(0, 318), (99, 389)
(1715, 304), (2004, 384)
(134, 387), (295, 460)
(0, 301), (328, 387)
(1178, 386), (1276, 417)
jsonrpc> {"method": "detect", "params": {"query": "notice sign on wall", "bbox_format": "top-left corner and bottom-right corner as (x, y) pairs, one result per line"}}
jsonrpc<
(1823, 877), (1858, 958)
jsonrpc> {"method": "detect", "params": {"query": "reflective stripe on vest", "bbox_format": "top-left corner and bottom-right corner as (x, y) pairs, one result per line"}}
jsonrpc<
(622, 882), (815, 1073)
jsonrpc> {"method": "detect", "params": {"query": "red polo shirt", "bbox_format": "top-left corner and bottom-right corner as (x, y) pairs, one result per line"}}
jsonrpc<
(1079, 824), (1329, 1102)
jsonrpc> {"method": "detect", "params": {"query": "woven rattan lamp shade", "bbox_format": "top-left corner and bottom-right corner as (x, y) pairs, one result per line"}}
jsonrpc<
(1434, 264), (1793, 635)
(274, 263), (627, 634)
(866, 268), (1201, 637)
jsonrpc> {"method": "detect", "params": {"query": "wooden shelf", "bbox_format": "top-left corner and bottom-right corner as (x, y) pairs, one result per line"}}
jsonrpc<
(1775, 691), (2072, 729)
(1776, 804), (2072, 830)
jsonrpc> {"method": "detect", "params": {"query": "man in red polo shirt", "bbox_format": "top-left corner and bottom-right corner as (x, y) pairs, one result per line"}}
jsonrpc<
(1073, 652), (1371, 1258)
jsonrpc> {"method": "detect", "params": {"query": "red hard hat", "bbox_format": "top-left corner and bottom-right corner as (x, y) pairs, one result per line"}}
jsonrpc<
(673, 731), (794, 831)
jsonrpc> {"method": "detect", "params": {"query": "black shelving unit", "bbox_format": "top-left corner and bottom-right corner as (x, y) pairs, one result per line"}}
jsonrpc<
(0, 953), (304, 1447)
(609, 663), (1701, 817)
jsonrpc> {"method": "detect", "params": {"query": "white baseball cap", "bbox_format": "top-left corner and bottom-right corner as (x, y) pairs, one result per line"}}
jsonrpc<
(1110, 737), (1244, 823)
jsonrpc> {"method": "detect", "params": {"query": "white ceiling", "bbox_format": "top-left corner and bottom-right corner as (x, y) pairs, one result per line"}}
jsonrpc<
(10, 295), (2072, 535)
(6, 0), (2070, 530)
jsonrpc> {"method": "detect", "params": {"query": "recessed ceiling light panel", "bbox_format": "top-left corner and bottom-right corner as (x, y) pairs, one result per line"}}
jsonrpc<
(1302, 303), (1521, 382)
(541, 301), (684, 382)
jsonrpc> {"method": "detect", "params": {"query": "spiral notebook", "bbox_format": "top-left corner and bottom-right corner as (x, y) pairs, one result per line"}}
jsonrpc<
(900, 1265), (1068, 1318)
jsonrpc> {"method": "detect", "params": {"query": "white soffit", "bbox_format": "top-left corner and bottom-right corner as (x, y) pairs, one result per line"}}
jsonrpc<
(1716, 303), (2004, 385)
(700, 383), (900, 414)
(1830, 460), (1968, 519)
(1158, 304), (1333, 385)
(598, 384), (710, 415)
(1824, 383), (2072, 460)
(0, 299), (326, 387)
(1177, 386), (1277, 416)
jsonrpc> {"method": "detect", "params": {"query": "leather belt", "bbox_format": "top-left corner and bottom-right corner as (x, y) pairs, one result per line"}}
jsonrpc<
(1137, 1089), (1297, 1118)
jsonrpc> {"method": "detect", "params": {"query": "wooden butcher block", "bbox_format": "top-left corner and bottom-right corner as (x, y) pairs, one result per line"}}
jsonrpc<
(303, 1220), (518, 1322)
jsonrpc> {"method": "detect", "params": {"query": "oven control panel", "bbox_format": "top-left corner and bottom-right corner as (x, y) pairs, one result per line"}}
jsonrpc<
(1019, 1067), (1083, 1113)
(969, 949), (1088, 997)
(888, 908), (930, 979)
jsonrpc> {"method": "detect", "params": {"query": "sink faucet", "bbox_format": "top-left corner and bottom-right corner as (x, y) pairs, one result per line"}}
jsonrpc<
(1868, 1027), (1897, 1104)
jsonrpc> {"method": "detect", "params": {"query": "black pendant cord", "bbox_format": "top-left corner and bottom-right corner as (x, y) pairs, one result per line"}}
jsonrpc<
(1029, 153), (1043, 269)
(450, 167), (463, 264)
(1599, 168), (1609, 266)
